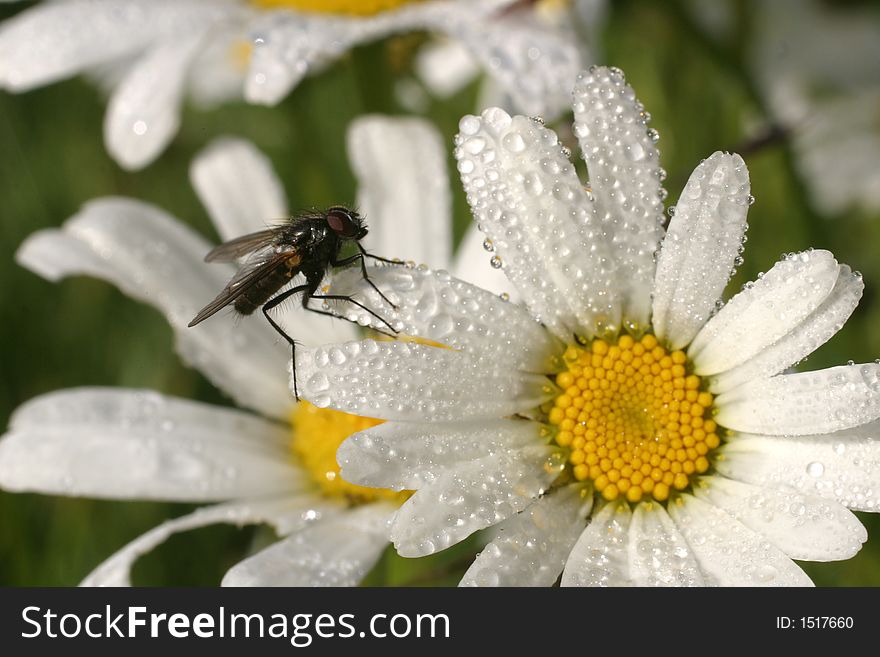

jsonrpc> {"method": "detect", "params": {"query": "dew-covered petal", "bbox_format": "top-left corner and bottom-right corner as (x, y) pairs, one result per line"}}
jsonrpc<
(690, 250), (840, 375)
(694, 476), (866, 562)
(451, 222), (517, 299)
(295, 340), (556, 421)
(455, 108), (617, 339)
(627, 502), (705, 586)
(81, 495), (336, 586)
(390, 445), (565, 557)
(652, 152), (751, 349)
(667, 494), (813, 586)
(717, 425), (880, 512)
(572, 67), (665, 329)
(0, 0), (225, 91)
(560, 500), (633, 586)
(104, 30), (208, 169)
(0, 388), (301, 501)
(338, 418), (544, 490)
(460, 484), (591, 587)
(326, 265), (561, 372)
(709, 265), (864, 394)
(348, 115), (451, 269)
(441, 3), (581, 119)
(222, 503), (393, 587)
(190, 137), (288, 241)
(714, 363), (880, 435)
(15, 198), (293, 418)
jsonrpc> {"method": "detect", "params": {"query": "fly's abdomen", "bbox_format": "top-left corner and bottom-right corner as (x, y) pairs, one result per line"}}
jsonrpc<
(234, 266), (293, 315)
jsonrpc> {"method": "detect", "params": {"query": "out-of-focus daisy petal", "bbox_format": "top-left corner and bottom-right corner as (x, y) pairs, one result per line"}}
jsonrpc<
(668, 495), (813, 586)
(717, 425), (880, 512)
(451, 223), (516, 298)
(186, 26), (248, 108)
(0, 388), (301, 501)
(455, 108), (616, 339)
(222, 503), (394, 587)
(628, 502), (705, 586)
(444, 6), (581, 119)
(690, 250), (840, 375)
(573, 67), (664, 329)
(460, 485), (590, 587)
(338, 418), (543, 491)
(710, 265), (863, 394)
(652, 152), (751, 349)
(190, 137), (288, 241)
(714, 363), (880, 435)
(390, 445), (565, 557)
(296, 340), (555, 421)
(0, 0), (222, 91)
(694, 476), (866, 561)
(414, 37), (480, 99)
(327, 265), (562, 372)
(104, 30), (208, 170)
(348, 115), (451, 269)
(15, 198), (293, 419)
(560, 500), (633, 586)
(81, 495), (330, 586)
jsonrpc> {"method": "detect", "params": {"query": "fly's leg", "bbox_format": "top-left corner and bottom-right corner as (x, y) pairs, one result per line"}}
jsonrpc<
(263, 285), (310, 400)
(308, 292), (397, 334)
(333, 247), (398, 310)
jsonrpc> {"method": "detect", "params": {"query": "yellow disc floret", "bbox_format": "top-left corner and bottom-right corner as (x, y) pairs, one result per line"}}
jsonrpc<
(291, 401), (410, 504)
(548, 334), (718, 504)
(252, 0), (425, 16)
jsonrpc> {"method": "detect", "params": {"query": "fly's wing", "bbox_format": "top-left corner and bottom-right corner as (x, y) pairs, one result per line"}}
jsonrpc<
(188, 250), (295, 327)
(204, 229), (279, 262)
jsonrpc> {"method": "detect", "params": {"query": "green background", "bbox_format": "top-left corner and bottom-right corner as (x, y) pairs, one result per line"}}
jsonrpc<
(1, 0), (879, 586)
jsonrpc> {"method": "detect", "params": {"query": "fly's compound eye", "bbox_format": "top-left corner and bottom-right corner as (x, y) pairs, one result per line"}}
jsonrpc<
(326, 207), (365, 239)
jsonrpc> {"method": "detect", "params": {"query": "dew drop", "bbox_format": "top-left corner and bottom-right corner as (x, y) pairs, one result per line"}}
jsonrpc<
(806, 461), (825, 478)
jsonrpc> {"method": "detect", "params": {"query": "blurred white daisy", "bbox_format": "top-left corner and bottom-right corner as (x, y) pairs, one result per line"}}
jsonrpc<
(297, 66), (880, 586)
(693, 0), (880, 215)
(0, 116), (500, 586)
(0, 0), (583, 169)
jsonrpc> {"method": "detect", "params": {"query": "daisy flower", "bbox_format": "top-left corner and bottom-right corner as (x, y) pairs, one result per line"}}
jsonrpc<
(298, 66), (880, 586)
(0, 0), (583, 169)
(0, 116), (499, 586)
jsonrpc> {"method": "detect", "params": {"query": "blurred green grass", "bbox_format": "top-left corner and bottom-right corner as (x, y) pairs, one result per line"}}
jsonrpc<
(1, 0), (879, 586)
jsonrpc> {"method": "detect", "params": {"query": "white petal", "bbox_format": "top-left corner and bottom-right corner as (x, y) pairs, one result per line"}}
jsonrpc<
(443, 5), (582, 118)
(104, 29), (207, 169)
(390, 445), (565, 557)
(455, 108), (617, 339)
(572, 67), (665, 329)
(186, 26), (248, 108)
(460, 484), (590, 587)
(652, 152), (751, 349)
(717, 425), (880, 512)
(451, 222), (517, 299)
(222, 503), (393, 587)
(338, 418), (544, 490)
(0, 388), (300, 501)
(190, 137), (288, 241)
(628, 502), (705, 586)
(326, 264), (561, 372)
(694, 476), (866, 562)
(81, 495), (331, 586)
(243, 1), (509, 106)
(296, 340), (555, 421)
(690, 250), (840, 375)
(0, 0), (226, 91)
(560, 500), (633, 586)
(348, 115), (452, 269)
(414, 37), (480, 99)
(15, 198), (293, 419)
(667, 494), (813, 586)
(715, 362), (880, 435)
(709, 265), (863, 393)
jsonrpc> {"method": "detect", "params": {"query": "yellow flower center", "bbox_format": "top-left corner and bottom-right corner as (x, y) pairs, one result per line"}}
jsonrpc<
(290, 401), (410, 504)
(548, 334), (719, 504)
(252, 0), (426, 16)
